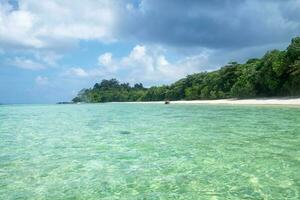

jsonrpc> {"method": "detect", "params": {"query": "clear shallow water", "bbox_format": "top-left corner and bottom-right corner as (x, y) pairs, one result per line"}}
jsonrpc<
(0, 103), (300, 200)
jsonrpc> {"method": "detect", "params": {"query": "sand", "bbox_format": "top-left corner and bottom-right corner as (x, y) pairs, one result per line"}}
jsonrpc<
(126, 97), (300, 106)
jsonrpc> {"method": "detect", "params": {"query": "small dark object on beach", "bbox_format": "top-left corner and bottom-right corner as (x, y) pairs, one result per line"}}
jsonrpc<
(165, 100), (170, 104)
(120, 131), (131, 135)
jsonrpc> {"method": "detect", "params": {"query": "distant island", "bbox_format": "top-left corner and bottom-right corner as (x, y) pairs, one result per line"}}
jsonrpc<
(72, 37), (300, 103)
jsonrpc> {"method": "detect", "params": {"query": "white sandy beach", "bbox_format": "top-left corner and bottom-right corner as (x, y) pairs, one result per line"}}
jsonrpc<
(127, 97), (300, 106)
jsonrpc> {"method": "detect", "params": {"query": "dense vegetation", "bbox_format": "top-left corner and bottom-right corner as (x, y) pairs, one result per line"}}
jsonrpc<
(73, 37), (300, 103)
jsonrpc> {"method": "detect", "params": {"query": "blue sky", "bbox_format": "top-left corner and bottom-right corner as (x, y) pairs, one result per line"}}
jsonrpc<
(0, 0), (300, 103)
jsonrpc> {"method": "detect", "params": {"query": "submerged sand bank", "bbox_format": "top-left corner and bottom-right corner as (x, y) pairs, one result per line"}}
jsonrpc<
(126, 97), (300, 106)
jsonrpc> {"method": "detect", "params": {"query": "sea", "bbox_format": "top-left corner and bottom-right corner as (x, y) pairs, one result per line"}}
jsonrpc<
(0, 103), (299, 199)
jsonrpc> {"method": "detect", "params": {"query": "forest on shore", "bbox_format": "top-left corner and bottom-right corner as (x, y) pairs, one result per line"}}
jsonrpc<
(72, 37), (300, 103)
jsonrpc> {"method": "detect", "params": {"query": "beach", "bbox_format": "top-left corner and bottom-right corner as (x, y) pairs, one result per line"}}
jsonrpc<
(126, 97), (300, 106)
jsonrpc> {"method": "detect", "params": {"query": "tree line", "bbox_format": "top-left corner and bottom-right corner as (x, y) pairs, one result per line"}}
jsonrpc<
(72, 37), (300, 103)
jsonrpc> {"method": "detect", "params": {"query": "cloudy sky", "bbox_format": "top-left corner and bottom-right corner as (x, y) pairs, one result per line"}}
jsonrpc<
(0, 0), (300, 103)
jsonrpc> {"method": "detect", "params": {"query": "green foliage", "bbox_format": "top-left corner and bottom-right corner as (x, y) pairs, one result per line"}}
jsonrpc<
(72, 79), (147, 103)
(230, 63), (257, 98)
(73, 37), (300, 103)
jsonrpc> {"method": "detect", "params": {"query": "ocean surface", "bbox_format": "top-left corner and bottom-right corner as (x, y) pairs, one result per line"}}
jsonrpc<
(0, 103), (299, 199)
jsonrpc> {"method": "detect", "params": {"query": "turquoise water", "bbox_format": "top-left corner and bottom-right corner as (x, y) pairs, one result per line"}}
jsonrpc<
(0, 103), (300, 199)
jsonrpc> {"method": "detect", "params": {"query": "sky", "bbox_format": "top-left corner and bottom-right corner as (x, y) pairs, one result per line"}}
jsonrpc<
(0, 0), (300, 103)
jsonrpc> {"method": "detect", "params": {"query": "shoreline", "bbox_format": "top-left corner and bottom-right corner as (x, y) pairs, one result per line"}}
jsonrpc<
(124, 97), (300, 106)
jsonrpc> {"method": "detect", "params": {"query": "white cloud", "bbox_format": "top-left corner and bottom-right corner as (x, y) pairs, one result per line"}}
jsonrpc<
(71, 45), (211, 84)
(98, 52), (113, 66)
(35, 76), (49, 85)
(10, 57), (45, 70)
(113, 45), (209, 83)
(3, 0), (298, 86)
(1, 0), (299, 53)
(0, 2), (43, 48)
(34, 51), (62, 66)
(0, 0), (120, 50)
(64, 67), (89, 77)
(6, 51), (62, 71)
